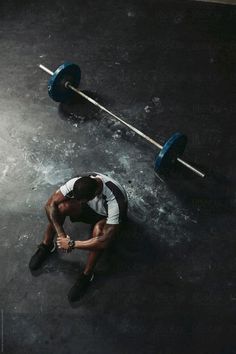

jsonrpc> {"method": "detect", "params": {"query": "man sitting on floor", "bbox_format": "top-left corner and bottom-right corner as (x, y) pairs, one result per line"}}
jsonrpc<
(29, 172), (128, 302)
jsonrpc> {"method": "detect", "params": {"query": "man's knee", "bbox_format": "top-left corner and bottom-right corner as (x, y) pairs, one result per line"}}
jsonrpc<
(57, 201), (71, 216)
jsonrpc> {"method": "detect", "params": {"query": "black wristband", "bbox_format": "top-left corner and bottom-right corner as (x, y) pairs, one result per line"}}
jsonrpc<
(67, 239), (75, 252)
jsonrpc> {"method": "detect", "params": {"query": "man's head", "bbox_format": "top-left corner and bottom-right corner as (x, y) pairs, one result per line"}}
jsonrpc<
(73, 177), (99, 202)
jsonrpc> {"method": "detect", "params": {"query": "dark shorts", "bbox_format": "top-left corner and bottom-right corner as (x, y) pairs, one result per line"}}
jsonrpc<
(70, 203), (128, 226)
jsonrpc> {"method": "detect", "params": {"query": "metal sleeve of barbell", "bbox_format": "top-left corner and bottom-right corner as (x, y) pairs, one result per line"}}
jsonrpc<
(39, 64), (54, 76)
(176, 158), (205, 178)
(38, 64), (205, 178)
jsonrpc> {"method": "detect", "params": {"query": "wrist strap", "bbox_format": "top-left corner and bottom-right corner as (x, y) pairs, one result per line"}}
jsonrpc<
(67, 239), (75, 253)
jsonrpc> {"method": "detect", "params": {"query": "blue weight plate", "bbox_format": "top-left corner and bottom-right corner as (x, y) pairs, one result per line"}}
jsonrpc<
(154, 132), (187, 173)
(48, 62), (81, 102)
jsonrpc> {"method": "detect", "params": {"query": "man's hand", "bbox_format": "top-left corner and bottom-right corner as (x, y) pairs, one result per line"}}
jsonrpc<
(57, 235), (71, 251)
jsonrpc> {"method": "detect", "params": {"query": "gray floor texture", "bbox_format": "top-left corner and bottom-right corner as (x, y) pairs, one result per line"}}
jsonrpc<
(0, 0), (235, 353)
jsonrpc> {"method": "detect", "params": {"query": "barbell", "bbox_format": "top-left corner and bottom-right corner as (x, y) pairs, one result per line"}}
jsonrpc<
(39, 62), (205, 178)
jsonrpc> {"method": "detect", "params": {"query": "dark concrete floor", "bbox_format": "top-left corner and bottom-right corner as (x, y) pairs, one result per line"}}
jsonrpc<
(0, 0), (235, 353)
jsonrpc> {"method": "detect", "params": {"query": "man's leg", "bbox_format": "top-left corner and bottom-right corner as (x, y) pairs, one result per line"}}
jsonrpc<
(42, 216), (66, 247)
(68, 219), (110, 302)
(42, 223), (56, 247)
(83, 219), (107, 275)
(29, 200), (82, 271)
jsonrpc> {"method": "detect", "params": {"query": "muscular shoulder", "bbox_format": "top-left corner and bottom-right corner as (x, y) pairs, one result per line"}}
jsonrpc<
(46, 189), (68, 206)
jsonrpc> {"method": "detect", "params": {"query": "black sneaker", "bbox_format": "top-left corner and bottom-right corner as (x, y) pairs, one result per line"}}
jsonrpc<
(29, 242), (56, 271)
(68, 272), (94, 302)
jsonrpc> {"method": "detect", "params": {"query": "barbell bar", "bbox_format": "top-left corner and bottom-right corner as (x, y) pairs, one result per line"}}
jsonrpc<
(39, 62), (205, 178)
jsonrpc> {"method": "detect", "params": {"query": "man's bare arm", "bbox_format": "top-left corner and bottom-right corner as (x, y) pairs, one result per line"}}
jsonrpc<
(45, 190), (68, 237)
(76, 224), (118, 250)
(57, 224), (119, 251)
